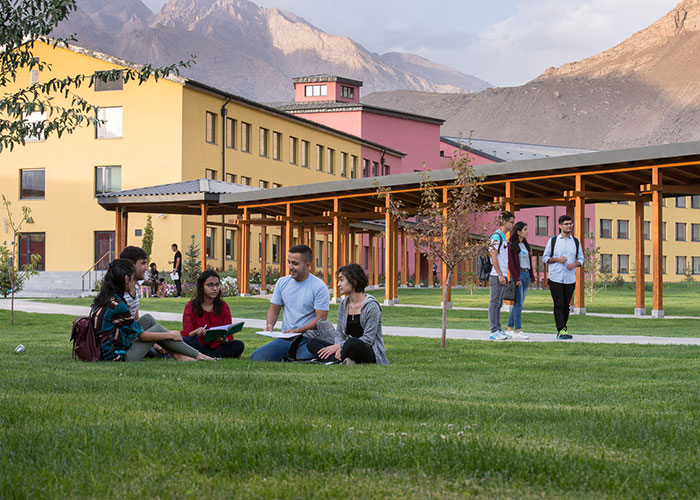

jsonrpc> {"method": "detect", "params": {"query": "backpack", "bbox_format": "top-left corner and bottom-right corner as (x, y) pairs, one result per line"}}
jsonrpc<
(71, 312), (100, 362)
(549, 235), (580, 260)
(477, 232), (505, 281)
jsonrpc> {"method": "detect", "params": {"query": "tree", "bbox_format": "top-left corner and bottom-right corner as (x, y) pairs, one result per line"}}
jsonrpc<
(582, 233), (607, 302)
(380, 146), (496, 349)
(183, 235), (201, 284)
(142, 215), (154, 262)
(1, 195), (41, 325)
(0, 0), (193, 152)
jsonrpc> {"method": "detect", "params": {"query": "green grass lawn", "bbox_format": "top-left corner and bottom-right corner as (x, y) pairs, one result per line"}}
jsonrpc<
(1, 309), (699, 499)
(33, 292), (700, 337)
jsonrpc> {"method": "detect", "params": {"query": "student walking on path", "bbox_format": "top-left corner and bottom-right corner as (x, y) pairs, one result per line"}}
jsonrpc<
(488, 211), (515, 341)
(505, 222), (536, 339)
(542, 215), (584, 340)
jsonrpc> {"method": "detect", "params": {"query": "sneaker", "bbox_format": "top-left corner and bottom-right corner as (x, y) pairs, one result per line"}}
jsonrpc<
(503, 330), (514, 339)
(488, 331), (508, 341)
(341, 358), (357, 365)
(556, 328), (572, 340)
(512, 331), (529, 339)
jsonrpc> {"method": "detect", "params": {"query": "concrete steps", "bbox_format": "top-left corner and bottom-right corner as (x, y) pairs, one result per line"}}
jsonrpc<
(11, 271), (105, 298)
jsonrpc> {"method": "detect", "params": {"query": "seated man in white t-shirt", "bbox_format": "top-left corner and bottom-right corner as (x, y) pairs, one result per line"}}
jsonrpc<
(249, 244), (332, 361)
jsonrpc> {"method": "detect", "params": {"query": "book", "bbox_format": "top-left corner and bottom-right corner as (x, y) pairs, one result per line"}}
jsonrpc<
(203, 321), (244, 343)
(255, 330), (300, 339)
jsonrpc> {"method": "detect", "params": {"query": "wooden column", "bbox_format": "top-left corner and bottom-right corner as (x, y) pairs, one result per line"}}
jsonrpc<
(323, 233), (330, 285)
(310, 225), (317, 275)
(651, 167), (664, 318)
(392, 226), (399, 301)
(385, 194), (394, 304)
(400, 229), (408, 287)
(441, 186), (451, 307)
(634, 199), (646, 315)
(332, 198), (341, 301)
(201, 202), (208, 272)
(260, 224), (267, 295)
(574, 175), (586, 314)
(373, 236), (380, 286)
(115, 208), (123, 255)
(284, 203), (293, 276)
(414, 242), (421, 286)
(368, 233), (375, 285)
(236, 222), (243, 286)
(427, 258), (434, 287)
(240, 207), (250, 295)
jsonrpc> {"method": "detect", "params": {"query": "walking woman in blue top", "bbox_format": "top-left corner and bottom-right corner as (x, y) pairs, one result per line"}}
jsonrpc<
(505, 221), (536, 339)
(92, 259), (213, 361)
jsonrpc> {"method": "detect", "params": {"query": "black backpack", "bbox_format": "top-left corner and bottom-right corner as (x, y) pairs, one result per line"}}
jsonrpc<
(477, 232), (505, 281)
(70, 312), (100, 362)
(548, 235), (580, 260)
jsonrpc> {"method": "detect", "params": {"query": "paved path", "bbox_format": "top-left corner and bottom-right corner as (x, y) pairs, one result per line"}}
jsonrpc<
(3, 299), (700, 346)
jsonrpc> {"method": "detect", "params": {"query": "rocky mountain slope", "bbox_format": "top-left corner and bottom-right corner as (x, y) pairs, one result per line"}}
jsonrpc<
(51, 0), (490, 101)
(364, 0), (700, 150)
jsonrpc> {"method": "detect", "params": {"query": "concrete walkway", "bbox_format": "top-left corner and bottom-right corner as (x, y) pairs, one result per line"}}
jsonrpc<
(3, 299), (700, 346)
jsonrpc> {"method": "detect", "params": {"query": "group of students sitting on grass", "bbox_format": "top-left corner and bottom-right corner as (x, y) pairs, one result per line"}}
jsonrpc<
(91, 244), (388, 365)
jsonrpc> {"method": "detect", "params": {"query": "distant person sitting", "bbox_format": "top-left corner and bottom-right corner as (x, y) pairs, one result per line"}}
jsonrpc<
(308, 263), (389, 365)
(142, 262), (164, 297)
(181, 270), (245, 359)
(92, 258), (213, 362)
(249, 244), (332, 362)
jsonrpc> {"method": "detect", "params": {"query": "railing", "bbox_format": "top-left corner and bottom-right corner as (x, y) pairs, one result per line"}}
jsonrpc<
(81, 251), (113, 292)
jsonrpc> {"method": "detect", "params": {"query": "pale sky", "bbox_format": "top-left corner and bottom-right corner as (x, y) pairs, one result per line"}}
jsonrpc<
(142, 0), (679, 87)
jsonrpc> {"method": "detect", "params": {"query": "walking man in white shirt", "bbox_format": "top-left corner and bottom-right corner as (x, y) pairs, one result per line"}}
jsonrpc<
(542, 215), (584, 340)
(488, 211), (515, 340)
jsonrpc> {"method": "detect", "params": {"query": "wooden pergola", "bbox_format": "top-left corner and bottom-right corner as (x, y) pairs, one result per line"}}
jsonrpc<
(99, 141), (700, 317)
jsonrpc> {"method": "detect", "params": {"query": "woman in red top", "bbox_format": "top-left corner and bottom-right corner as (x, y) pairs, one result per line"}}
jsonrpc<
(181, 270), (245, 358)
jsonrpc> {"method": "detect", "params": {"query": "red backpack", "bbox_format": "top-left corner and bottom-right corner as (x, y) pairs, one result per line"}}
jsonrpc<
(70, 313), (100, 362)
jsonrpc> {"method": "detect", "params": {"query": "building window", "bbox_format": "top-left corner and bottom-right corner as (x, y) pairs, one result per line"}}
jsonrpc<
(384, 164), (390, 176)
(617, 220), (629, 239)
(272, 235), (280, 264)
(692, 256), (700, 275)
(316, 145), (324, 172)
(259, 180), (269, 189)
(272, 131), (281, 160)
(363, 159), (370, 177)
(676, 222), (686, 241)
(205, 169), (216, 180)
(692, 195), (700, 209)
(225, 229), (235, 259)
(241, 122), (251, 152)
(617, 201), (628, 205)
(134, 229), (142, 237)
(676, 196), (686, 208)
(225, 173), (236, 183)
(535, 216), (549, 236)
(226, 117), (236, 149)
(372, 161), (379, 176)
(600, 219), (612, 239)
(24, 110), (46, 141)
(600, 254), (612, 272)
(304, 84), (327, 97)
(94, 70), (123, 91)
(95, 166), (121, 195)
(30, 69), (38, 85)
(206, 227), (216, 258)
(341, 152), (348, 177)
(676, 256), (686, 275)
(584, 217), (590, 237)
(644, 255), (650, 274)
(351, 155), (358, 178)
(692, 224), (700, 242)
(617, 254), (629, 274)
(663, 222), (666, 241)
(96, 107), (122, 139)
(205, 111), (216, 144)
(259, 127), (269, 157)
(18, 232), (45, 271)
(289, 137), (298, 165)
(643, 221), (650, 240)
(272, 183), (282, 189)
(20, 169), (45, 199)
(327, 148), (335, 174)
(663, 256), (666, 274)
(240, 176), (251, 186)
(662, 198), (666, 207)
(301, 140), (309, 167)
(340, 85), (354, 99)
(316, 240), (324, 267)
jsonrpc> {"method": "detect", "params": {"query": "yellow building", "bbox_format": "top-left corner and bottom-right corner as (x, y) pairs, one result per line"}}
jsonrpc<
(595, 198), (700, 282)
(0, 41), (402, 275)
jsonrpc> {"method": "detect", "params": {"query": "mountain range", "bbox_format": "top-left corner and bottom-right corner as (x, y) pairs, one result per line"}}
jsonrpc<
(51, 0), (491, 101)
(364, 0), (700, 150)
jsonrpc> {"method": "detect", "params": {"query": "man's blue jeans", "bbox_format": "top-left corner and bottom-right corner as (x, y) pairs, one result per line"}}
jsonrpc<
(507, 270), (531, 330)
(249, 337), (313, 361)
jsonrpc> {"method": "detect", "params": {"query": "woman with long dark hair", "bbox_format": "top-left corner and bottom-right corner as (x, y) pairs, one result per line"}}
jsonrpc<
(505, 222), (536, 339)
(92, 259), (212, 361)
(307, 263), (388, 365)
(181, 270), (244, 358)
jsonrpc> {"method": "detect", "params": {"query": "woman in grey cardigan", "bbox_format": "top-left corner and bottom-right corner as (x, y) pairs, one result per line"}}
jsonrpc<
(308, 263), (389, 365)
